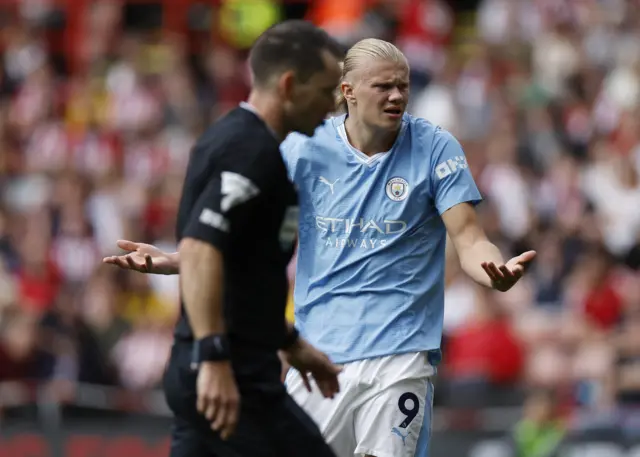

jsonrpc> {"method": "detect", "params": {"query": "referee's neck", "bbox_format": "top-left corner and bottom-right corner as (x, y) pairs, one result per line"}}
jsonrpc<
(246, 91), (286, 142)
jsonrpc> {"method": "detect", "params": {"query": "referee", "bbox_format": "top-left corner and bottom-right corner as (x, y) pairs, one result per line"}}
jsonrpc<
(163, 21), (343, 457)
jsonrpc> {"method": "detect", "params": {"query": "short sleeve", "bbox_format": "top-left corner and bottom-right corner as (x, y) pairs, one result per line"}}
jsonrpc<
(182, 149), (266, 250)
(430, 128), (482, 215)
(280, 132), (308, 184)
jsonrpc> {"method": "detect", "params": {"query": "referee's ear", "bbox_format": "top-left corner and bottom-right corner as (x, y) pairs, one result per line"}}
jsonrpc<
(277, 70), (297, 102)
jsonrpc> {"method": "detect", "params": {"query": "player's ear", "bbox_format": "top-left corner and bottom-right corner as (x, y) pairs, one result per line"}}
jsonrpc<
(341, 81), (355, 105)
(278, 70), (297, 101)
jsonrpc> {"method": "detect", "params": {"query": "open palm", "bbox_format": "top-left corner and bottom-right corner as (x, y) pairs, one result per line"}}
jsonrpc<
(102, 240), (175, 275)
(481, 250), (537, 292)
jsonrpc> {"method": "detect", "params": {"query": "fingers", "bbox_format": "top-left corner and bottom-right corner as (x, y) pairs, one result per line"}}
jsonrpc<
(145, 254), (154, 272)
(102, 254), (147, 272)
(483, 261), (527, 281)
(278, 350), (291, 382)
(126, 254), (143, 271)
(486, 262), (501, 279)
(116, 240), (140, 252)
(481, 252), (537, 292)
(196, 391), (209, 418)
(518, 250), (537, 264)
(198, 390), (240, 440)
(103, 240), (149, 272)
(301, 372), (312, 392)
(482, 261), (521, 292)
(481, 262), (503, 282)
(203, 395), (218, 422)
(511, 265), (524, 279)
(315, 373), (340, 399)
(498, 264), (515, 280)
(211, 394), (240, 440)
(220, 397), (240, 440)
(314, 360), (341, 398)
(196, 388), (219, 421)
(297, 365), (341, 398)
(326, 366), (340, 395)
(102, 255), (129, 269)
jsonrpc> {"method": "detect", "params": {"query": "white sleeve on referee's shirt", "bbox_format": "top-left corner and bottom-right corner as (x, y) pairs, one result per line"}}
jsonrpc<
(182, 153), (268, 250)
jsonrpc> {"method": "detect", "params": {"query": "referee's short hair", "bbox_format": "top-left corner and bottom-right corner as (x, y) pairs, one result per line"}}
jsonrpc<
(249, 20), (344, 87)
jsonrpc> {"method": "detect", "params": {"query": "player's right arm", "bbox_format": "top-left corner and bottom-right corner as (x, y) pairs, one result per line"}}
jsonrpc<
(103, 132), (308, 276)
(102, 240), (180, 274)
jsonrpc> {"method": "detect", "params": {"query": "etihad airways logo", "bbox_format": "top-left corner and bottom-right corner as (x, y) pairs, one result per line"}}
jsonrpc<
(313, 215), (407, 249)
(316, 216), (406, 234)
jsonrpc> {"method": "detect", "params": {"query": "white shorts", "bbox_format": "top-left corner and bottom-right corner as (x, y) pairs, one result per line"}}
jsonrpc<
(285, 352), (436, 457)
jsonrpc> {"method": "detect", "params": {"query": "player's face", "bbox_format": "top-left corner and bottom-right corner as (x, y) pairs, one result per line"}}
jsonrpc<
(348, 59), (409, 131)
(285, 51), (342, 136)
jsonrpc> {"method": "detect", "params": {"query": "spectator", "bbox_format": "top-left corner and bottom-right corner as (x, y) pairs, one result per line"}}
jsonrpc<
(0, 310), (38, 381)
(509, 388), (566, 457)
(446, 287), (524, 387)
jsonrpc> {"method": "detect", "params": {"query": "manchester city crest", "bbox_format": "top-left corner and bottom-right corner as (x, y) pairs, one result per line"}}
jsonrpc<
(385, 177), (409, 202)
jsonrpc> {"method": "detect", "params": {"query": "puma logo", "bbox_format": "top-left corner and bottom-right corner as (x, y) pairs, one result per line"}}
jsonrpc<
(319, 176), (339, 194)
(391, 427), (410, 446)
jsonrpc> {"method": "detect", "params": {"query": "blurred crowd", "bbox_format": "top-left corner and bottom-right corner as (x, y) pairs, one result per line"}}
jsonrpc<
(434, 0), (640, 434)
(0, 0), (638, 435)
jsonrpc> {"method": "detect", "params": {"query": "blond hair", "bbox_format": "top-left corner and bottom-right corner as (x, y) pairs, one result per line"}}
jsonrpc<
(335, 38), (408, 113)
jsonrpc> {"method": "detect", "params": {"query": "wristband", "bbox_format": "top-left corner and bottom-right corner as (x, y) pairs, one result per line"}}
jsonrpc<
(282, 326), (300, 350)
(191, 334), (231, 370)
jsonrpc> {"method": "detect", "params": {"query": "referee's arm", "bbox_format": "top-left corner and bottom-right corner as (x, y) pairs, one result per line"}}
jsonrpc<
(180, 165), (237, 340)
(179, 238), (225, 338)
(179, 167), (249, 440)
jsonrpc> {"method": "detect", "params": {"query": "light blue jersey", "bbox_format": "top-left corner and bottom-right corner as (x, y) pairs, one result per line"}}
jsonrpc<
(281, 113), (482, 364)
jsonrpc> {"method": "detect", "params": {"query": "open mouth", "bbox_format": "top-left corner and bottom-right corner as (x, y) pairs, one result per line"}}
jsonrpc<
(384, 107), (403, 116)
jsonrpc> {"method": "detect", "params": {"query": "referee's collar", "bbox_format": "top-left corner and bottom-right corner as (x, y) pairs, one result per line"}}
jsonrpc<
(239, 102), (280, 141)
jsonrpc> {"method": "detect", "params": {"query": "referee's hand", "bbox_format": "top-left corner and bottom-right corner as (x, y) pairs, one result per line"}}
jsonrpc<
(281, 338), (342, 399)
(196, 361), (240, 440)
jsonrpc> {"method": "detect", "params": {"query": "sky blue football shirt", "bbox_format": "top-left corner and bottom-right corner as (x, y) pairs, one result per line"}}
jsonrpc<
(281, 113), (482, 364)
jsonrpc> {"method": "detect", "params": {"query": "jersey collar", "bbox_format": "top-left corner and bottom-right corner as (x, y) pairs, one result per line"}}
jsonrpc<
(332, 113), (409, 167)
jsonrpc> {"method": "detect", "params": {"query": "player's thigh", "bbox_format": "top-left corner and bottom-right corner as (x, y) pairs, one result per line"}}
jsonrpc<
(354, 378), (435, 457)
(285, 368), (357, 457)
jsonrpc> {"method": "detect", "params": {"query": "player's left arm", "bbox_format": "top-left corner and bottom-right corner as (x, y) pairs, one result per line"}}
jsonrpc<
(442, 203), (534, 291)
(431, 128), (536, 292)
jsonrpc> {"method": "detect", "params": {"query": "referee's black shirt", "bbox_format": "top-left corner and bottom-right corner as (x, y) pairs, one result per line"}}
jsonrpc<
(173, 106), (298, 389)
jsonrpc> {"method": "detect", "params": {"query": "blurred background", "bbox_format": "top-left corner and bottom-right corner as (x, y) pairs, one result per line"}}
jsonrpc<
(0, 0), (639, 456)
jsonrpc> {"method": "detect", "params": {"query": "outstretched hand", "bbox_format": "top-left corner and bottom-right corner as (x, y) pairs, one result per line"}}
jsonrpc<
(102, 240), (178, 275)
(481, 250), (537, 292)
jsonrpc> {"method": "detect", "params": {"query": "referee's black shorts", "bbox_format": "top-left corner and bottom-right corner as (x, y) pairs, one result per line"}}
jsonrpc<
(163, 340), (337, 457)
